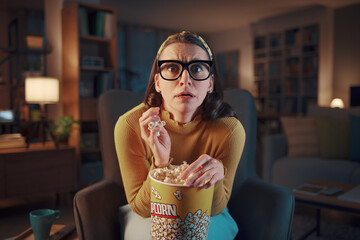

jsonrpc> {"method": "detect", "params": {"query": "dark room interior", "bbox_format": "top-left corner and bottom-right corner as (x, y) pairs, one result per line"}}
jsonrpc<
(1, 0), (360, 239)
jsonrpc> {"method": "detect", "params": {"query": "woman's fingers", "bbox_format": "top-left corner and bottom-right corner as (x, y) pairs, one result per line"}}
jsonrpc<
(139, 107), (160, 139)
(181, 155), (224, 188)
(180, 154), (210, 180)
(139, 107), (171, 167)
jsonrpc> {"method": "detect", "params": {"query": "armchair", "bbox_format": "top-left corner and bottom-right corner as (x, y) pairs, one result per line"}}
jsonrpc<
(74, 89), (294, 240)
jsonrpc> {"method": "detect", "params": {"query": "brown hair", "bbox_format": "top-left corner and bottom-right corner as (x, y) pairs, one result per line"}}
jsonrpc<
(143, 31), (237, 120)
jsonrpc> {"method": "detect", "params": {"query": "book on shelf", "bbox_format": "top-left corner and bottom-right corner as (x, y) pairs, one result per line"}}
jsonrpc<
(0, 133), (26, 149)
(303, 25), (319, 45)
(81, 56), (104, 69)
(85, 10), (113, 38)
(95, 11), (106, 37)
(78, 7), (89, 36)
(104, 12), (113, 38)
(285, 28), (301, 45)
(79, 80), (95, 98)
(81, 132), (98, 149)
(269, 61), (281, 76)
(95, 71), (114, 97)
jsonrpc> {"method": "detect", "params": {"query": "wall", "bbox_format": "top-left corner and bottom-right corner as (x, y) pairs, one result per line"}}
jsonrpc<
(333, 3), (360, 107)
(45, 0), (64, 119)
(206, 26), (253, 92)
(46, 0), (101, 119)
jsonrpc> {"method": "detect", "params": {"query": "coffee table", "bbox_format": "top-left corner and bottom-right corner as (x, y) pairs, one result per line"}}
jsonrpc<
(11, 224), (77, 240)
(293, 179), (360, 240)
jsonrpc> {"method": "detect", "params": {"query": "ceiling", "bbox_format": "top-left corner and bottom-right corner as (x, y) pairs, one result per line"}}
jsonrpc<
(2, 0), (360, 34)
(103, 0), (360, 33)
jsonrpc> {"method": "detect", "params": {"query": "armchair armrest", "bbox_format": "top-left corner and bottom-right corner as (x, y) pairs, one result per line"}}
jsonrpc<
(74, 179), (127, 240)
(262, 133), (287, 182)
(229, 177), (294, 240)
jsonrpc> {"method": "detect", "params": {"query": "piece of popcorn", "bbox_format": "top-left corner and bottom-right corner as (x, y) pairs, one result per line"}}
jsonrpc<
(151, 161), (189, 185)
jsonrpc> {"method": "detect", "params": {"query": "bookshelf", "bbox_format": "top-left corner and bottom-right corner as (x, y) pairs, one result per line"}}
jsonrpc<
(62, 2), (116, 185)
(0, 9), (49, 134)
(253, 24), (319, 116)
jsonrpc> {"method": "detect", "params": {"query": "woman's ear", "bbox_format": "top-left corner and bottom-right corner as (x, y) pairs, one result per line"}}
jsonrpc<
(154, 73), (161, 93)
(208, 74), (214, 92)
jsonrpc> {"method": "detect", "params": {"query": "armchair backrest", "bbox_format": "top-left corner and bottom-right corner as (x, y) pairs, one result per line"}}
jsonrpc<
(98, 88), (257, 200)
(98, 90), (144, 185)
(223, 89), (258, 198)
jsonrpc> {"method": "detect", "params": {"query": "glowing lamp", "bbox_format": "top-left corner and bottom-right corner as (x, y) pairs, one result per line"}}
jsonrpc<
(25, 77), (60, 147)
(330, 98), (344, 109)
(25, 77), (59, 104)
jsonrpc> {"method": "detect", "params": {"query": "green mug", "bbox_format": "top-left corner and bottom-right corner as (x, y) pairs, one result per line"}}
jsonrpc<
(29, 209), (61, 240)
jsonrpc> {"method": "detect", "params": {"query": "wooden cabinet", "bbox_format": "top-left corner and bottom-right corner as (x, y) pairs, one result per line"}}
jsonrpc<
(0, 143), (76, 199)
(253, 24), (319, 116)
(0, 159), (5, 199)
(62, 2), (117, 181)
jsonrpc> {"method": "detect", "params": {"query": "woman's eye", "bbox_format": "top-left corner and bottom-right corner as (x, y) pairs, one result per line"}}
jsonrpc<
(190, 64), (203, 73)
(166, 64), (180, 73)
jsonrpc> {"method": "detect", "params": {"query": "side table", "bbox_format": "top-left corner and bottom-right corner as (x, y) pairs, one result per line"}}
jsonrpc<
(294, 179), (360, 239)
(11, 224), (77, 240)
(0, 142), (77, 201)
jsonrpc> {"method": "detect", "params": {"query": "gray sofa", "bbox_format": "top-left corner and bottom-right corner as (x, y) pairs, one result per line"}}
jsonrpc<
(263, 106), (360, 189)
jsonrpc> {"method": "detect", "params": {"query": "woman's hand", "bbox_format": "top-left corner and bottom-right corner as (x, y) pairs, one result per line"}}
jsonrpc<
(180, 154), (225, 189)
(139, 107), (171, 167)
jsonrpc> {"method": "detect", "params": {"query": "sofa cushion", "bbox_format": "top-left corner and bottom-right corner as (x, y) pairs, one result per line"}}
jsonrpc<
(316, 117), (349, 159)
(281, 117), (319, 157)
(350, 167), (360, 184)
(349, 114), (360, 161)
(272, 157), (360, 189)
(119, 204), (152, 240)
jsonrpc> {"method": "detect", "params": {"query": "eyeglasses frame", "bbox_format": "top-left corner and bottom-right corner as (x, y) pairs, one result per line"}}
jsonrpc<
(157, 60), (213, 81)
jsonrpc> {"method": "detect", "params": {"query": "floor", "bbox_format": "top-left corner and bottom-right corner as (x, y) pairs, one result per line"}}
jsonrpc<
(291, 203), (360, 240)
(1, 195), (360, 240)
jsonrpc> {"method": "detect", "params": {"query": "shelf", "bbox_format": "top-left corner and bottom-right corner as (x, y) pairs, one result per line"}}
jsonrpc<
(81, 66), (114, 72)
(80, 35), (113, 42)
(0, 46), (51, 54)
(81, 147), (101, 153)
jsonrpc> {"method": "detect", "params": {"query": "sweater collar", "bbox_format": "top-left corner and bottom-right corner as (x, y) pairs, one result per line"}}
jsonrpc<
(160, 106), (202, 134)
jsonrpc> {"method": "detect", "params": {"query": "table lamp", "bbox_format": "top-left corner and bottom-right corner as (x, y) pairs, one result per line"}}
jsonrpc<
(330, 98), (344, 109)
(25, 77), (59, 147)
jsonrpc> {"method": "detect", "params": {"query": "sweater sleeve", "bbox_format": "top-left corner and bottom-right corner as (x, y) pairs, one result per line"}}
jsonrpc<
(210, 119), (246, 216)
(114, 114), (156, 218)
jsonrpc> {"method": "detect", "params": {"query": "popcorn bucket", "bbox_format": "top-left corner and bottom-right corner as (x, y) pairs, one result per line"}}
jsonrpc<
(149, 169), (214, 239)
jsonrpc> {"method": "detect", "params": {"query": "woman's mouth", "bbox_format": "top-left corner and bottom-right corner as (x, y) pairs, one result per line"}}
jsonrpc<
(175, 92), (194, 99)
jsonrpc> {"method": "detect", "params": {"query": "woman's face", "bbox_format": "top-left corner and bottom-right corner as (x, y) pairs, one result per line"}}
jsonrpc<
(155, 43), (214, 123)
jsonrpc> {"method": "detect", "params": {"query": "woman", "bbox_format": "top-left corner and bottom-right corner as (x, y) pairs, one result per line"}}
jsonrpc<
(114, 31), (245, 239)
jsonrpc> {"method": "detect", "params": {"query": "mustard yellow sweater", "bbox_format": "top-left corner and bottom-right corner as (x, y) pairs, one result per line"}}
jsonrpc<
(114, 103), (245, 218)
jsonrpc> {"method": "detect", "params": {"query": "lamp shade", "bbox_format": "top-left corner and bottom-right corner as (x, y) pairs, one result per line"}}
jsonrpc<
(330, 98), (344, 109)
(25, 77), (59, 104)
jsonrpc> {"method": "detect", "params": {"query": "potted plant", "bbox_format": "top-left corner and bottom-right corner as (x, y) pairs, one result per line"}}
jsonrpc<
(50, 116), (79, 147)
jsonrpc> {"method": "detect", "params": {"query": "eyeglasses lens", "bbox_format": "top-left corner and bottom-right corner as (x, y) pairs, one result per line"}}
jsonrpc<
(159, 61), (211, 81)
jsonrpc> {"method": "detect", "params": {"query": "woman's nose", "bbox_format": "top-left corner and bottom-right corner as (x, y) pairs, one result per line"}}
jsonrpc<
(179, 68), (192, 86)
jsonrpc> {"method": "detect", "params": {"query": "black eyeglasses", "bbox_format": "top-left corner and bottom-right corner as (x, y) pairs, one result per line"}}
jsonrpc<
(158, 60), (212, 81)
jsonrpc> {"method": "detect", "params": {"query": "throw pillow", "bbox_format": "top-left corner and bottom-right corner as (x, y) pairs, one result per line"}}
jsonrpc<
(349, 114), (360, 161)
(281, 117), (319, 157)
(316, 117), (349, 159)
